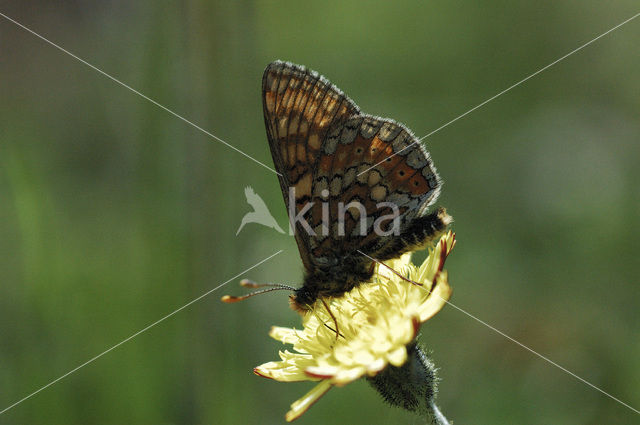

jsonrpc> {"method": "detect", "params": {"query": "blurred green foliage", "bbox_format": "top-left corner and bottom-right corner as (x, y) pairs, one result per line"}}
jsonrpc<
(1, 1), (639, 424)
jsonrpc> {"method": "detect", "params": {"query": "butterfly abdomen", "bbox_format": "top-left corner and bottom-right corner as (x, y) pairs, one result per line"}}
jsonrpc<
(372, 207), (452, 261)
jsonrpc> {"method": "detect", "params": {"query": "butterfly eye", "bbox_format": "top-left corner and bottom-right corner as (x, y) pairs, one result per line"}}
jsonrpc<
(386, 158), (391, 162)
(371, 148), (377, 152)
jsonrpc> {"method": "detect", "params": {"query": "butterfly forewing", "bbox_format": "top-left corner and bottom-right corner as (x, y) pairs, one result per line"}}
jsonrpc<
(263, 61), (360, 268)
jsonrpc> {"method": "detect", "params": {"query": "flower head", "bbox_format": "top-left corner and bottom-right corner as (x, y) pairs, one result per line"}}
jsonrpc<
(254, 232), (456, 421)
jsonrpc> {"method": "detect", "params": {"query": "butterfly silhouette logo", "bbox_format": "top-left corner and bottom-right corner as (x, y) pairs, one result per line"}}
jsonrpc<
(236, 186), (286, 235)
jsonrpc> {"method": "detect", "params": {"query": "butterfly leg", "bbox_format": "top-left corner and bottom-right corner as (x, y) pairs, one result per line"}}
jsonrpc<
(321, 298), (342, 341)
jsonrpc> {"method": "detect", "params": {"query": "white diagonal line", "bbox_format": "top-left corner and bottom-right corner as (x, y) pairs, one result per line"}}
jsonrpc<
(0, 250), (283, 416)
(0, 12), (282, 177)
(358, 250), (640, 415)
(358, 11), (640, 176)
(434, 296), (640, 415)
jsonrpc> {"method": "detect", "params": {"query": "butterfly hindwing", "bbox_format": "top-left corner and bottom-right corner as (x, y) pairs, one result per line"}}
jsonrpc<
(307, 115), (441, 262)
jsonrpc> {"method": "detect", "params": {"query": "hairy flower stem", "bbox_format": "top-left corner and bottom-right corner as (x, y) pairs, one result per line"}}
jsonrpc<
(368, 342), (451, 425)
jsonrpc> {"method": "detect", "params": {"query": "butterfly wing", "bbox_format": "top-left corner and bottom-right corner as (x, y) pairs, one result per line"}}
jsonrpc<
(263, 61), (443, 274)
(262, 61), (360, 271)
(307, 114), (442, 261)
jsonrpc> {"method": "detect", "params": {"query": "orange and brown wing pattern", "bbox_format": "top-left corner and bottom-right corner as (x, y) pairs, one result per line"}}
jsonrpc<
(263, 61), (442, 269)
(262, 61), (360, 269)
(307, 115), (441, 260)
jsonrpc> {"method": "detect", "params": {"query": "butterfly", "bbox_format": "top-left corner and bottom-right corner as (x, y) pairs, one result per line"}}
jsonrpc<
(224, 60), (451, 311)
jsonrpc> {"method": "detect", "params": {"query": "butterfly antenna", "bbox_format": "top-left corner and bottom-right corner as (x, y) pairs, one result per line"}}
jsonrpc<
(366, 255), (439, 296)
(221, 279), (296, 303)
(238, 279), (296, 290)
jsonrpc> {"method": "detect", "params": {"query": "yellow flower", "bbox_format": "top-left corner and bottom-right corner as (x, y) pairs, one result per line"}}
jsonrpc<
(254, 232), (456, 422)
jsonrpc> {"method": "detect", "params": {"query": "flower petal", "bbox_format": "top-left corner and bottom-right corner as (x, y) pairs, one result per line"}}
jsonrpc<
(254, 351), (319, 382)
(270, 326), (303, 345)
(285, 380), (332, 422)
(332, 366), (367, 385)
(387, 346), (408, 367)
(417, 272), (452, 322)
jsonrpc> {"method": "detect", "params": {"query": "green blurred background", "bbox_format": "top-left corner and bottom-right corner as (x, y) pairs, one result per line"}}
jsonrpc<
(1, 1), (639, 424)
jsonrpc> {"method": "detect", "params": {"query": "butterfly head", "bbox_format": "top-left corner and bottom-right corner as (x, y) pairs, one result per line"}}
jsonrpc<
(289, 286), (318, 313)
